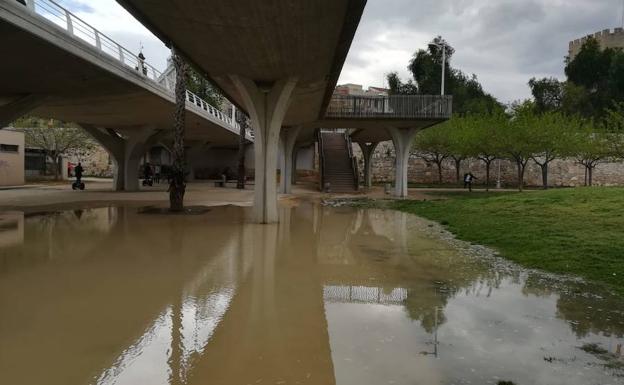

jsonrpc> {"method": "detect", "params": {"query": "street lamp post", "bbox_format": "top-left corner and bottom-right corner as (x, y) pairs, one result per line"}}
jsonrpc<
(429, 42), (447, 96)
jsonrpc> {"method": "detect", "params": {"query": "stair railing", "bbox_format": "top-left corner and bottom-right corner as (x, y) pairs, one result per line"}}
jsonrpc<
(345, 132), (359, 191)
(317, 129), (326, 191)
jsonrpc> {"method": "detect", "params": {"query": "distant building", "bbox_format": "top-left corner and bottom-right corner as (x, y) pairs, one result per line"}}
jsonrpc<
(0, 129), (24, 186)
(335, 83), (389, 96)
(569, 28), (624, 60)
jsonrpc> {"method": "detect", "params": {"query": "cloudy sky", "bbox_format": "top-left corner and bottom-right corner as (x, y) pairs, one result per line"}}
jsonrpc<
(61, 0), (624, 104)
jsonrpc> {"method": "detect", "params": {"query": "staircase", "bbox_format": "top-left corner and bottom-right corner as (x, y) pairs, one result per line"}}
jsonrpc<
(319, 132), (358, 193)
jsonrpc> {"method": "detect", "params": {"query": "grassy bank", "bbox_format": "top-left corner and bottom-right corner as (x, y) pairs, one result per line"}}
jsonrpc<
(390, 188), (624, 292)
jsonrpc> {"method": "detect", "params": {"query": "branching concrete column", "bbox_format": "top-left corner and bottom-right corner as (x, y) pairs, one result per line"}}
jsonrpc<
(81, 125), (125, 191)
(387, 127), (418, 198)
(82, 125), (163, 191)
(231, 76), (298, 223)
(358, 142), (379, 189)
(0, 94), (46, 128)
(279, 126), (301, 194)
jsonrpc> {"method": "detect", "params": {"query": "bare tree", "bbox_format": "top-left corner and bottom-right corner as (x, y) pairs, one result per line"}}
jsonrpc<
(169, 50), (188, 211)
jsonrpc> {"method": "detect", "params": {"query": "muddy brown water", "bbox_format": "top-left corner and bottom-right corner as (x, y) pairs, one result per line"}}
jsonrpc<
(0, 203), (623, 385)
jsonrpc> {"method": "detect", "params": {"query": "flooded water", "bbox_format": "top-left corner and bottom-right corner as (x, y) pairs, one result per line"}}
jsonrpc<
(0, 203), (623, 385)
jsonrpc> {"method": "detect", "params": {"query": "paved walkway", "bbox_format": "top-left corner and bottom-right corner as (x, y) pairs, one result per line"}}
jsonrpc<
(0, 180), (516, 211)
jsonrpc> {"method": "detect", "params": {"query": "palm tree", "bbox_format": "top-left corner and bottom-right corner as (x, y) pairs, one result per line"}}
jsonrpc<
(169, 50), (187, 211)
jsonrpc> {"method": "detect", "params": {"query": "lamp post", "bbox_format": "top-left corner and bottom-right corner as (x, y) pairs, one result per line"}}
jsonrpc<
(429, 42), (447, 96)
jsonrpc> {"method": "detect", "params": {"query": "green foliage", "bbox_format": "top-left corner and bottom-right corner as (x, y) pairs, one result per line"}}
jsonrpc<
(390, 188), (624, 293)
(528, 77), (564, 113)
(386, 36), (503, 115)
(185, 67), (223, 109)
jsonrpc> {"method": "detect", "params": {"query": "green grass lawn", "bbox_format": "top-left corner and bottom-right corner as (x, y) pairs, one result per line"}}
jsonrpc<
(390, 187), (624, 292)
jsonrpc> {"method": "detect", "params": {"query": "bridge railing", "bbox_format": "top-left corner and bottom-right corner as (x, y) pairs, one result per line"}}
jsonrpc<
(19, 0), (243, 135)
(325, 94), (453, 119)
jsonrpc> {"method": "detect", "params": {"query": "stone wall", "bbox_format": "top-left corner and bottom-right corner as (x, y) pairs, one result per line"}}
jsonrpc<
(569, 28), (624, 60)
(353, 141), (624, 187)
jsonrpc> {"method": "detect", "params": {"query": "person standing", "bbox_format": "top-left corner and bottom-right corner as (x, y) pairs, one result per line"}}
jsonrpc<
(74, 162), (84, 185)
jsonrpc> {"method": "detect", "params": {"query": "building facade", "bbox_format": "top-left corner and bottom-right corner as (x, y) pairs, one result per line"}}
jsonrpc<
(0, 129), (24, 186)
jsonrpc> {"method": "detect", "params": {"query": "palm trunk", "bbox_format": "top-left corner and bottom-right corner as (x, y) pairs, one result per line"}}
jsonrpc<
(169, 50), (187, 212)
(236, 114), (246, 190)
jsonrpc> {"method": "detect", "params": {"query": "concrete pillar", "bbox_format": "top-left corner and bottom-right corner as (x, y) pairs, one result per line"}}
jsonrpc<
(279, 126), (301, 194)
(82, 125), (162, 191)
(387, 127), (418, 198)
(0, 94), (46, 128)
(231, 76), (298, 223)
(358, 142), (379, 189)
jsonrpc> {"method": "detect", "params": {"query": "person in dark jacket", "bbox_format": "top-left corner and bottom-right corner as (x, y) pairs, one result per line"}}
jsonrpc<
(74, 162), (84, 184)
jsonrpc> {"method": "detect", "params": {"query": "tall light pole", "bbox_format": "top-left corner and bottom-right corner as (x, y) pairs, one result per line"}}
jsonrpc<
(429, 42), (447, 95)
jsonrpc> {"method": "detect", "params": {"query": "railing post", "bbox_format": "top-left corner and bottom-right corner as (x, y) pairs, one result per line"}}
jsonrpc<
(118, 46), (124, 63)
(95, 31), (102, 50)
(25, 0), (35, 11)
(65, 10), (73, 35)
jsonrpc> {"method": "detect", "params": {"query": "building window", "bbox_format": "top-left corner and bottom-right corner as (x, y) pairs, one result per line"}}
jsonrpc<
(0, 144), (19, 153)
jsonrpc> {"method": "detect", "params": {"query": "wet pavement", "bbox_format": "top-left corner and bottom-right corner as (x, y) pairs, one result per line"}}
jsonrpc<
(0, 203), (622, 385)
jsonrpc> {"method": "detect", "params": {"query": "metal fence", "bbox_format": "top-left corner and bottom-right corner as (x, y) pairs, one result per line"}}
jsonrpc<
(325, 94), (453, 119)
(17, 0), (242, 134)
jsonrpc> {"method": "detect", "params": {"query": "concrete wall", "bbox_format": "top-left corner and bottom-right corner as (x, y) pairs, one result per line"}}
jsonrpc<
(0, 129), (25, 186)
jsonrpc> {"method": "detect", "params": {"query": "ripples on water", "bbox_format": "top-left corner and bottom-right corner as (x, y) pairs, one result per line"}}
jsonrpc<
(0, 204), (622, 385)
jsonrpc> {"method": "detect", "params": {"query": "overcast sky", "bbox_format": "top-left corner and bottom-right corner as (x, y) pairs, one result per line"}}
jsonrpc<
(61, 0), (624, 104)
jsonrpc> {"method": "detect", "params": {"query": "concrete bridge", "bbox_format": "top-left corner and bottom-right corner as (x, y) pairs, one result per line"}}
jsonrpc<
(0, 0), (252, 191)
(3, 0), (452, 223)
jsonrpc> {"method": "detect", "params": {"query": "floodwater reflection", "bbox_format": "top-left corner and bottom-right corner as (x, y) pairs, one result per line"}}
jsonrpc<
(0, 203), (622, 385)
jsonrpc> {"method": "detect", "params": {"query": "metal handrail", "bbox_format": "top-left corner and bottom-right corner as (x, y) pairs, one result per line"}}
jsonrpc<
(344, 132), (359, 190)
(18, 0), (240, 134)
(325, 94), (453, 119)
(317, 129), (326, 191)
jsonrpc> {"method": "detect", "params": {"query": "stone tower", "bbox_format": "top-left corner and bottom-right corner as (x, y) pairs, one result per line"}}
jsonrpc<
(569, 28), (624, 60)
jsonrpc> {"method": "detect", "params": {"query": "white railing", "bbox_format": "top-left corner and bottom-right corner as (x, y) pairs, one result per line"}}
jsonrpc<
(17, 0), (247, 137)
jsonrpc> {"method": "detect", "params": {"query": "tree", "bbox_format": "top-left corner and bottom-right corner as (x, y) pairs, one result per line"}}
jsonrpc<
(528, 77), (563, 113)
(570, 124), (612, 186)
(465, 113), (505, 191)
(505, 101), (538, 192)
(16, 118), (94, 180)
(413, 126), (451, 184)
(529, 112), (580, 189)
(185, 67), (224, 109)
(169, 50), (188, 212)
(444, 117), (473, 183)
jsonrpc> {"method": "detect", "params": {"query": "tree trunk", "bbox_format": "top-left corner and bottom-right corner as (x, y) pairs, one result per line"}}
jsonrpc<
(453, 158), (462, 184)
(516, 160), (525, 192)
(51, 155), (60, 180)
(584, 166), (588, 186)
(236, 113), (246, 190)
(588, 166), (593, 186)
(540, 163), (548, 189)
(485, 161), (491, 192)
(169, 50), (187, 212)
(436, 161), (443, 184)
